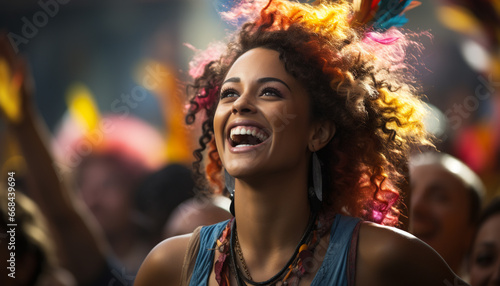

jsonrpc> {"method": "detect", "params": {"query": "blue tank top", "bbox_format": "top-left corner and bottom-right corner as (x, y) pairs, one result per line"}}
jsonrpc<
(189, 214), (362, 286)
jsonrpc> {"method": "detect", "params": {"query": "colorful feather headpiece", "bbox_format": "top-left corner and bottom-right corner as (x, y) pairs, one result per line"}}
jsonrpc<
(350, 0), (421, 30)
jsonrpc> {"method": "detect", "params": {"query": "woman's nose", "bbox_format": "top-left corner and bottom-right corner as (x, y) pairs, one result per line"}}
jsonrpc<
(232, 93), (256, 114)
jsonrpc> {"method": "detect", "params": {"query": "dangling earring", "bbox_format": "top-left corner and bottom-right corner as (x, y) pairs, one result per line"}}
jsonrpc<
(225, 169), (235, 216)
(310, 152), (323, 201)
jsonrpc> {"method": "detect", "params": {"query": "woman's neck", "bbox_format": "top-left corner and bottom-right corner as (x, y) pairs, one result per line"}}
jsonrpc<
(232, 167), (312, 280)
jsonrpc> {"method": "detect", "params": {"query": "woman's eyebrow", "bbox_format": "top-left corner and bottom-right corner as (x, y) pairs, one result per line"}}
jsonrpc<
(222, 77), (240, 85)
(258, 77), (291, 92)
(222, 77), (291, 92)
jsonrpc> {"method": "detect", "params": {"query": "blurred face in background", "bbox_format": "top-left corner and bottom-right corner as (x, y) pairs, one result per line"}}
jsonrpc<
(409, 163), (474, 271)
(77, 157), (133, 237)
(469, 214), (500, 286)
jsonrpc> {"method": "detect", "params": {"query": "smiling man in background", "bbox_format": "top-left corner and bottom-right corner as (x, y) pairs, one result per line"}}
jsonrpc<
(409, 152), (485, 278)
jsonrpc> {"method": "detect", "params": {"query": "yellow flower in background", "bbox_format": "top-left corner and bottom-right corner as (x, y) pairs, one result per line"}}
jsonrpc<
(0, 58), (22, 123)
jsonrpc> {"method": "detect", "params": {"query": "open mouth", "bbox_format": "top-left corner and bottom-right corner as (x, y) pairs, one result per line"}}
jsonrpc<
(229, 126), (269, 148)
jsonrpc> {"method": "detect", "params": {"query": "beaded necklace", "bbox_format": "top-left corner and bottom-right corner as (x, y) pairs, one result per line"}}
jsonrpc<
(214, 213), (330, 286)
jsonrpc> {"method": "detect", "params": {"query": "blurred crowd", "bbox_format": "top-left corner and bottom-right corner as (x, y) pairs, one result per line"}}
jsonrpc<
(1, 0), (500, 285)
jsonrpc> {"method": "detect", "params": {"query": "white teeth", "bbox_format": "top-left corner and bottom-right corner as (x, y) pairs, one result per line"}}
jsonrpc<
(229, 126), (269, 142)
(235, 144), (252, 147)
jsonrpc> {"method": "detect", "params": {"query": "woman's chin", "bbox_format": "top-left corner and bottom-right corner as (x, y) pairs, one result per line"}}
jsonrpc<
(225, 162), (267, 181)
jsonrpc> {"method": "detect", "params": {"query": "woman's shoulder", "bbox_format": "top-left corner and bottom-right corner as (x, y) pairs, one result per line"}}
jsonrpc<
(134, 221), (230, 286)
(355, 222), (468, 286)
(134, 233), (192, 286)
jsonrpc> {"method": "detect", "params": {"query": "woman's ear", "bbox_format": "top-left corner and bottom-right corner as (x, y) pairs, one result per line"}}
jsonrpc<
(309, 121), (336, 151)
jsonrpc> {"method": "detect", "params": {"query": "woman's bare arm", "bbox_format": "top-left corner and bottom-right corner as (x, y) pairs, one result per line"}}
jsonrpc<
(135, 234), (191, 286)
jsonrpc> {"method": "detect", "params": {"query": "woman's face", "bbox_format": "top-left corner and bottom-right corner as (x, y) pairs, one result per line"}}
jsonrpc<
(469, 213), (500, 286)
(78, 158), (133, 235)
(213, 47), (314, 180)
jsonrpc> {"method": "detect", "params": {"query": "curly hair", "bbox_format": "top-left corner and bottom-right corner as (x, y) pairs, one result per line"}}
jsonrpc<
(185, 0), (431, 226)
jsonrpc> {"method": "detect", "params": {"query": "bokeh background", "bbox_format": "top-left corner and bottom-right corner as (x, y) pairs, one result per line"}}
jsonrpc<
(0, 1), (500, 285)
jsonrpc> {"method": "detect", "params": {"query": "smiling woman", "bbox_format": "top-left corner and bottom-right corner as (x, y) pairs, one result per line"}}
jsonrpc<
(214, 48), (315, 183)
(135, 1), (469, 286)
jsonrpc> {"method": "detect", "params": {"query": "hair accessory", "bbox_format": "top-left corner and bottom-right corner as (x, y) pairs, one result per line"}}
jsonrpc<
(351, 0), (421, 31)
(311, 151), (323, 202)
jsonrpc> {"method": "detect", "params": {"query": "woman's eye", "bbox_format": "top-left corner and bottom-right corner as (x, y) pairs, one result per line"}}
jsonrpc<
(261, 87), (282, 98)
(220, 89), (239, 99)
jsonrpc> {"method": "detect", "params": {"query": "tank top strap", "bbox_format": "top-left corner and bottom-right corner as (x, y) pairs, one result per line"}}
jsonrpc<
(188, 220), (230, 286)
(311, 214), (362, 286)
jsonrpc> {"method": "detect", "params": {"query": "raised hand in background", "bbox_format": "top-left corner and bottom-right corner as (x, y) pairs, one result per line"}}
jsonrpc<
(0, 32), (115, 286)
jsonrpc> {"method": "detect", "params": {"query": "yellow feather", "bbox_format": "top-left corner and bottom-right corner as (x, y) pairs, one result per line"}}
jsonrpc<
(66, 83), (100, 131)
